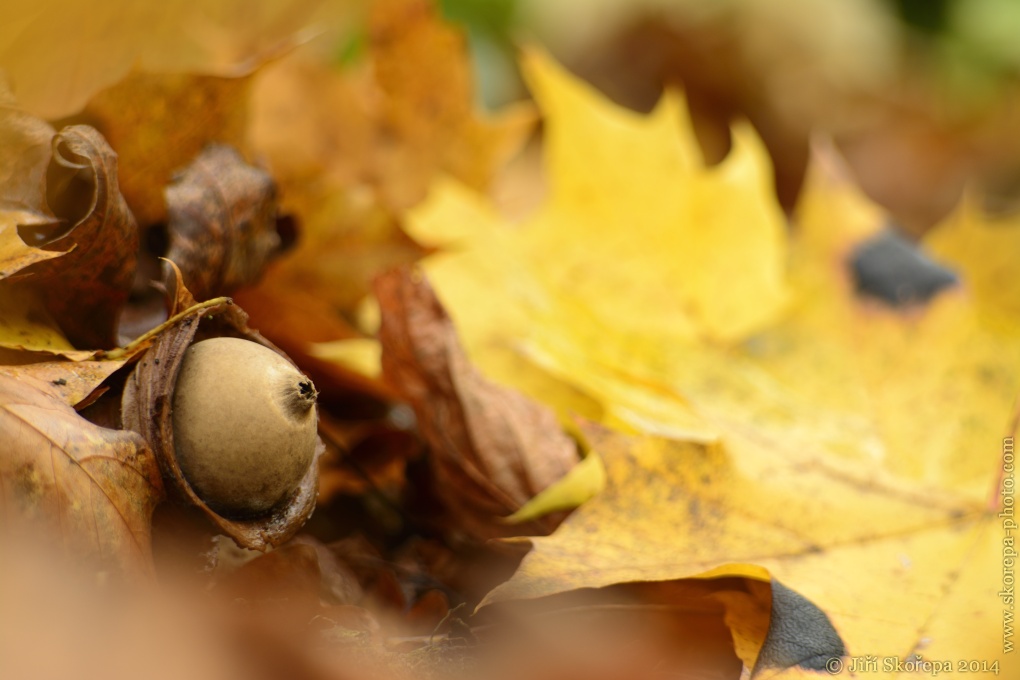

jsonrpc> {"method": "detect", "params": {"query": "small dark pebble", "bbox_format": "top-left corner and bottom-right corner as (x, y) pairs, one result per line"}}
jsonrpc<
(850, 225), (958, 307)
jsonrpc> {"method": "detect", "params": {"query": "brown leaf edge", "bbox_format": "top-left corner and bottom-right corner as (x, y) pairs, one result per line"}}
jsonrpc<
(121, 264), (322, 551)
(376, 266), (578, 541)
(26, 125), (138, 349)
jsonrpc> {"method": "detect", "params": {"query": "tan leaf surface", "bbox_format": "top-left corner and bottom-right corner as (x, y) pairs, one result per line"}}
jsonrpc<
(0, 359), (124, 406)
(0, 536), (291, 680)
(0, 0), (347, 119)
(375, 268), (578, 541)
(0, 373), (163, 574)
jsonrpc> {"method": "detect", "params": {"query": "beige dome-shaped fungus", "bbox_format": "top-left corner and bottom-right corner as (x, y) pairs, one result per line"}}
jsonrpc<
(171, 337), (318, 517)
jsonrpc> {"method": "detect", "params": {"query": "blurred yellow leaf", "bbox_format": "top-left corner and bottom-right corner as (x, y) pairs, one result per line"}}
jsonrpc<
(309, 338), (382, 379)
(523, 50), (787, 345)
(367, 0), (534, 210)
(408, 49), (787, 434)
(927, 193), (1020, 324)
(0, 0), (351, 119)
(411, 52), (1019, 676)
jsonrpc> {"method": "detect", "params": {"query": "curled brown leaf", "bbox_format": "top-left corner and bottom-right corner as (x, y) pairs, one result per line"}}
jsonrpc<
(22, 125), (138, 349)
(0, 83), (64, 279)
(165, 144), (281, 300)
(375, 268), (578, 541)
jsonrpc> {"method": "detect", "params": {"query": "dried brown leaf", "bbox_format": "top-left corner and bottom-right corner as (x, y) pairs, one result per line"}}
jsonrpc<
(220, 536), (363, 609)
(165, 144), (281, 300)
(375, 268), (578, 541)
(0, 359), (124, 406)
(22, 125), (138, 349)
(0, 93), (86, 356)
(0, 84), (64, 279)
(0, 372), (163, 575)
(315, 414), (418, 504)
(477, 585), (746, 680)
(369, 0), (535, 209)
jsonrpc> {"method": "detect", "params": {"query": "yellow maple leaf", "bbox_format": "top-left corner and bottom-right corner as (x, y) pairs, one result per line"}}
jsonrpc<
(407, 52), (1020, 676)
(411, 50), (787, 348)
(926, 194), (1020, 325)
